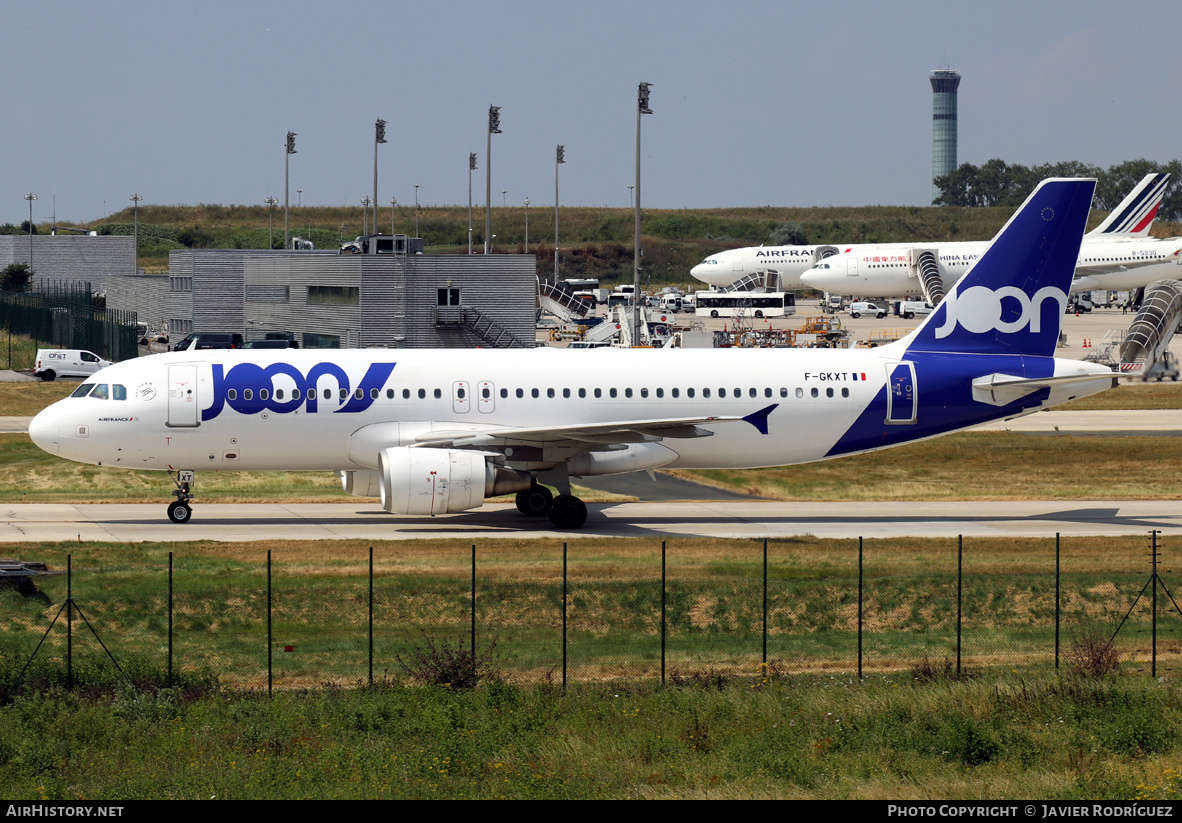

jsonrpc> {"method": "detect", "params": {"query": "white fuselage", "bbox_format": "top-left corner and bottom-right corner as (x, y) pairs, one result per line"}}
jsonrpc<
(30, 345), (1113, 479)
(692, 237), (1182, 295)
(799, 236), (1182, 296)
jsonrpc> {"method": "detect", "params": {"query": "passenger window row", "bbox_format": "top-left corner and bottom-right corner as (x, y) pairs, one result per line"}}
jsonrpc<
(214, 384), (854, 403)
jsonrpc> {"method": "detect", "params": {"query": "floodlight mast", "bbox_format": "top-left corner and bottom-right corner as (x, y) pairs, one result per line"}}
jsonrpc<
(374, 118), (387, 234)
(264, 196), (278, 249)
(284, 131), (296, 248)
(554, 145), (565, 280)
(633, 83), (652, 345)
(129, 193), (142, 271)
(485, 105), (501, 254)
(468, 153), (477, 254)
(24, 193), (37, 272)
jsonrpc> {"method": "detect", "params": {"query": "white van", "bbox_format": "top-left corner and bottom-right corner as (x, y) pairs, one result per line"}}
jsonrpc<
(896, 300), (935, 320)
(847, 302), (886, 319)
(34, 349), (113, 382)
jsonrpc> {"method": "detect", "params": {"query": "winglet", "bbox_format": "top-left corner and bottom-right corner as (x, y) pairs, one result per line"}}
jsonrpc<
(742, 403), (778, 435)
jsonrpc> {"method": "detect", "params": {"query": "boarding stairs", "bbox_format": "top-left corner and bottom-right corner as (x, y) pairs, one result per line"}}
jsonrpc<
(721, 270), (776, 293)
(1118, 279), (1182, 378)
(909, 249), (945, 306)
(537, 278), (593, 322)
(461, 306), (531, 348)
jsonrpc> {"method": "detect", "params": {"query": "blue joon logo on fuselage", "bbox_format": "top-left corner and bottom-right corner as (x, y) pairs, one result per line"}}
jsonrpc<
(201, 361), (397, 420)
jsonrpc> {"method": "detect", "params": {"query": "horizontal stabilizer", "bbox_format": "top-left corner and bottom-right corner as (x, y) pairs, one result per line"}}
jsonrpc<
(971, 372), (1118, 406)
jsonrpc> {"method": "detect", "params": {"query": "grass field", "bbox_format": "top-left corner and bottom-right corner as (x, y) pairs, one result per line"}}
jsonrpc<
(2, 535), (1182, 799)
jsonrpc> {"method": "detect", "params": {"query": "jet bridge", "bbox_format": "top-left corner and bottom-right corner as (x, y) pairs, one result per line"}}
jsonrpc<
(1118, 279), (1182, 380)
(908, 248), (945, 305)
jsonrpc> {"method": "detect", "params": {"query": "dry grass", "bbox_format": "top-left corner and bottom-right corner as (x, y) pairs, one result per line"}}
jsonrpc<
(0, 381), (76, 416)
(679, 432), (1182, 501)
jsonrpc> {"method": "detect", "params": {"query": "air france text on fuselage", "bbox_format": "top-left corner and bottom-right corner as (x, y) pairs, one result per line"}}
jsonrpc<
(755, 248), (815, 258)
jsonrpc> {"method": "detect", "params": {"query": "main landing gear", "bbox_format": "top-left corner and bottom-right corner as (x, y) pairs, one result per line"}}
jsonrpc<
(167, 470), (195, 524)
(514, 481), (588, 529)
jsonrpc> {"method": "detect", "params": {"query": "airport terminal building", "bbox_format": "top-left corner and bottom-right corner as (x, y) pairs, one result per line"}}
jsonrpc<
(113, 237), (537, 348)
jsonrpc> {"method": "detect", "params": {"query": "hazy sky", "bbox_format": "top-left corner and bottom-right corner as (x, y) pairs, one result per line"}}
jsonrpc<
(5, 0), (1179, 224)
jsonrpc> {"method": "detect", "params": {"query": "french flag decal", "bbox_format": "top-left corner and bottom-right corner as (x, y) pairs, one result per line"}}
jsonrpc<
(853, 372), (866, 381)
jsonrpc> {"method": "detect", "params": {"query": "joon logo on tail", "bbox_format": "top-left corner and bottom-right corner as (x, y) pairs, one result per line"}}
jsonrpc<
(934, 286), (1066, 340)
(201, 361), (397, 420)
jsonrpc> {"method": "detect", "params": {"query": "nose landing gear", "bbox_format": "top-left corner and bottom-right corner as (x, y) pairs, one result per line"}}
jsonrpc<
(167, 470), (195, 524)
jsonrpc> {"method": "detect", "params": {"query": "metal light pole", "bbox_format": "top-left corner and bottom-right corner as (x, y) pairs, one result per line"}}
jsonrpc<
(554, 145), (564, 279)
(628, 184), (635, 209)
(524, 197), (530, 252)
(501, 189), (507, 208)
(634, 83), (653, 345)
(23, 193), (37, 272)
(129, 193), (142, 271)
(468, 153), (477, 254)
(264, 196), (278, 248)
(284, 132), (296, 248)
(361, 197), (372, 236)
(413, 184), (420, 238)
(297, 189), (302, 208)
(373, 118), (387, 233)
(485, 105), (501, 254)
(390, 198), (397, 237)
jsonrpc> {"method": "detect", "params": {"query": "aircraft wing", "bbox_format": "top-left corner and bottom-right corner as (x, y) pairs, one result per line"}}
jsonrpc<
(414, 415), (737, 448)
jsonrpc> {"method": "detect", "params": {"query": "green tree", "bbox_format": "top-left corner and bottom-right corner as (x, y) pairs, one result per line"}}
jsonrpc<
(0, 262), (33, 292)
(769, 221), (808, 245)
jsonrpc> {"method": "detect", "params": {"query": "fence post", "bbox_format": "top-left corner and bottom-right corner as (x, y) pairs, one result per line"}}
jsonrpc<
(858, 536), (863, 680)
(168, 551), (174, 688)
(267, 550), (272, 696)
(470, 544), (476, 664)
(562, 541), (568, 691)
(660, 540), (667, 685)
(1055, 533), (1060, 671)
(67, 554), (73, 689)
(956, 535), (963, 677)
(368, 546), (374, 687)
(762, 538), (768, 666)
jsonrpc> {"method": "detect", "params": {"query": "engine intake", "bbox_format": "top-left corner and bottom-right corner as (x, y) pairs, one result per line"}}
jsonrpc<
(377, 447), (530, 515)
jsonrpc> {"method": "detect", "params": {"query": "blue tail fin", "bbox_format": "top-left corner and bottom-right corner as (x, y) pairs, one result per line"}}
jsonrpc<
(905, 178), (1096, 358)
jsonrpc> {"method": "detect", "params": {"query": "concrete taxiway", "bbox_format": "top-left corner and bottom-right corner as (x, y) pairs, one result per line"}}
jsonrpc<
(1, 500), (1178, 542)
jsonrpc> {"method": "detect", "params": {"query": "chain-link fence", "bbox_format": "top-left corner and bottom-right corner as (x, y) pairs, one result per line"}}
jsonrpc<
(0, 280), (138, 365)
(3, 534), (1179, 691)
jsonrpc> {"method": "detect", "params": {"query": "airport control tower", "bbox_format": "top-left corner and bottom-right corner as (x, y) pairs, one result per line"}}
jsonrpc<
(930, 68), (960, 202)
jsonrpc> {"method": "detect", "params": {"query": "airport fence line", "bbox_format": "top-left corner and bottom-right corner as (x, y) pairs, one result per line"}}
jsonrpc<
(3, 533), (1180, 692)
(0, 280), (138, 366)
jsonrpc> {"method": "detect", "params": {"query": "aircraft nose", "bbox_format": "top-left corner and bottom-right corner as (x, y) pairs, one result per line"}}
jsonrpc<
(799, 268), (829, 289)
(28, 407), (60, 456)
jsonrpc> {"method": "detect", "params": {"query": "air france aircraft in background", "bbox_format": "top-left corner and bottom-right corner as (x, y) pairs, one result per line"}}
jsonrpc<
(29, 179), (1116, 530)
(689, 173), (1172, 291)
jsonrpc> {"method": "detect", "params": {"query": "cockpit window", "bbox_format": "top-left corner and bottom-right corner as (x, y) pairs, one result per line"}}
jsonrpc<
(112, 384), (127, 400)
(89, 384), (109, 400)
(71, 384), (94, 398)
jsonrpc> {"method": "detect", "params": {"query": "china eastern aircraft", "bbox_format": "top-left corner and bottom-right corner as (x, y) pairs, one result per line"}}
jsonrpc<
(29, 179), (1116, 530)
(689, 173), (1172, 291)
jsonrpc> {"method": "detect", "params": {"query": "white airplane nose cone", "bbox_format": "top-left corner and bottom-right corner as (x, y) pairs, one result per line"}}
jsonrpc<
(28, 408), (59, 455)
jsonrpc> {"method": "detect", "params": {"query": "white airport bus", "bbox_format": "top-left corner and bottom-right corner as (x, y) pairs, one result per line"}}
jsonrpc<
(694, 291), (796, 318)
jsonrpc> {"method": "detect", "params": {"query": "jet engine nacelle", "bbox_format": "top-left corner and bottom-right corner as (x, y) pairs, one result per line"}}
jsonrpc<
(340, 469), (382, 498)
(377, 447), (531, 515)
